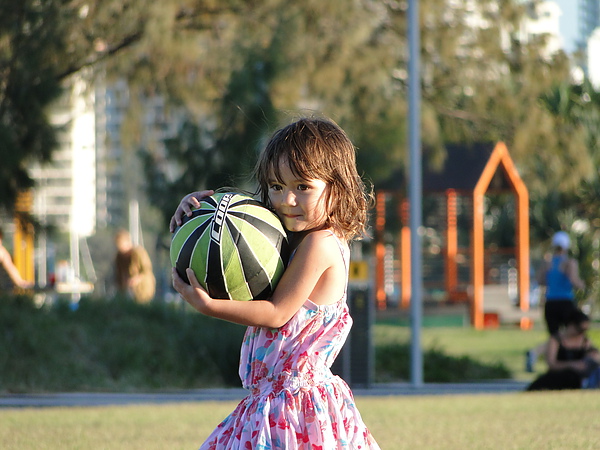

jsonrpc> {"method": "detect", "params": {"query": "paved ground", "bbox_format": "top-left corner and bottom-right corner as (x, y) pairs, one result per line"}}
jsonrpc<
(0, 381), (529, 408)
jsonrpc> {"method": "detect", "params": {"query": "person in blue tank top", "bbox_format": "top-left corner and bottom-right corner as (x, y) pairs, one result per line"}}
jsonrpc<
(538, 231), (585, 335)
(525, 231), (586, 372)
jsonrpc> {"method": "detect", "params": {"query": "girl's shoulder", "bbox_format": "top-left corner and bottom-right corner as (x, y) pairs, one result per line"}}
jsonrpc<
(294, 229), (347, 260)
(300, 229), (346, 247)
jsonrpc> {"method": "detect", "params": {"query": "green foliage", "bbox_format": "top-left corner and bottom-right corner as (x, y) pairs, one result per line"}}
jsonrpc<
(0, 0), (159, 211)
(2, 0), (589, 218)
(0, 0), (63, 208)
(141, 48), (280, 226)
(125, 0), (585, 233)
(0, 294), (245, 392)
(4, 1), (600, 314)
(137, 0), (406, 224)
(0, 294), (516, 393)
(375, 341), (510, 383)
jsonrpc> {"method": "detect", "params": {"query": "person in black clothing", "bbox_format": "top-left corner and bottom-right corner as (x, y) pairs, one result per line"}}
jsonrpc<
(527, 309), (600, 391)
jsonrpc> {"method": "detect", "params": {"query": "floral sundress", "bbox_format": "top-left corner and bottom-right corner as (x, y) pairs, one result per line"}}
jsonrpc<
(200, 234), (380, 449)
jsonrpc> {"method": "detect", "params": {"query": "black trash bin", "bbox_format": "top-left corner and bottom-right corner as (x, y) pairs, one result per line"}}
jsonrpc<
(331, 285), (374, 388)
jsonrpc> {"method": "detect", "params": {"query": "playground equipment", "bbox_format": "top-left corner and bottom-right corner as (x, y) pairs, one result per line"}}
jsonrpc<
(13, 191), (35, 286)
(375, 142), (531, 329)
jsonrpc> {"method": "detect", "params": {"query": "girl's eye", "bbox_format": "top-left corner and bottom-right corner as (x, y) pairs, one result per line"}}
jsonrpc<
(270, 184), (282, 191)
(298, 184), (309, 191)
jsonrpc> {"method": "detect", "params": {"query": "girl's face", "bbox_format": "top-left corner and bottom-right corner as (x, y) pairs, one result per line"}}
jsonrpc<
(267, 161), (328, 233)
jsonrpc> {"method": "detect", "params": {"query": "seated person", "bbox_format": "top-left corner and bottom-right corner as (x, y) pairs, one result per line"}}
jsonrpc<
(527, 309), (600, 391)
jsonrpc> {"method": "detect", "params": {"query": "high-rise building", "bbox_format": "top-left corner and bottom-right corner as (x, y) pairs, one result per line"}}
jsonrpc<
(589, 28), (600, 87)
(578, 0), (600, 52)
(32, 76), (176, 237)
(553, 0), (600, 76)
(30, 74), (177, 289)
(31, 75), (97, 239)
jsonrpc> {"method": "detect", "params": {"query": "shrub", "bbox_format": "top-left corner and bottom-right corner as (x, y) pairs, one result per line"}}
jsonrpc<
(0, 294), (510, 392)
(375, 341), (510, 382)
(0, 295), (245, 393)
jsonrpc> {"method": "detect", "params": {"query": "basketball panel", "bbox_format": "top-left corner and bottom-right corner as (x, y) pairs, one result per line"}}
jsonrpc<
(220, 222), (253, 301)
(173, 215), (212, 284)
(228, 215), (287, 281)
(188, 226), (213, 288)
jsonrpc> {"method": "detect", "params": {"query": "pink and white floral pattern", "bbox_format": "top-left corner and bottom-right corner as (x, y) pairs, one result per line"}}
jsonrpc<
(200, 241), (380, 449)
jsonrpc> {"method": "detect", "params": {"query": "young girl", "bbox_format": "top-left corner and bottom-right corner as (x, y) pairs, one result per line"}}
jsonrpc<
(171, 117), (380, 449)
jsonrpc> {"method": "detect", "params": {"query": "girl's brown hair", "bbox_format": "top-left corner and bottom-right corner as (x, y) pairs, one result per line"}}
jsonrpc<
(254, 117), (372, 241)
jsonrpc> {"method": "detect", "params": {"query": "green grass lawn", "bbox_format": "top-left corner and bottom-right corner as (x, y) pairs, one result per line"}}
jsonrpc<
(374, 325), (544, 381)
(2, 391), (599, 449)
(374, 323), (600, 381)
(2, 321), (600, 448)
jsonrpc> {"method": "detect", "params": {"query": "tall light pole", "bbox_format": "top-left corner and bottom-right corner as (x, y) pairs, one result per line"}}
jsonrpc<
(408, 0), (423, 387)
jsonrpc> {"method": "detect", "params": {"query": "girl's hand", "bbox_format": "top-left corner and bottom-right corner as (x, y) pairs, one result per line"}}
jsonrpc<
(169, 190), (214, 232)
(172, 267), (213, 314)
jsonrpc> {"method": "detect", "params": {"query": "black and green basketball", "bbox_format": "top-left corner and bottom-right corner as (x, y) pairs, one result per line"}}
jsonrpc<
(170, 192), (289, 301)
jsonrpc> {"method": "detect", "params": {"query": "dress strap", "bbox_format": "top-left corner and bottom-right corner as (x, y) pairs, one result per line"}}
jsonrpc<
(322, 231), (350, 296)
(322, 230), (349, 273)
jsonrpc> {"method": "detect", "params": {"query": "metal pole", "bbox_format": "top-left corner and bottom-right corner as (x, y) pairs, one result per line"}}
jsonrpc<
(408, 0), (423, 387)
(129, 200), (140, 247)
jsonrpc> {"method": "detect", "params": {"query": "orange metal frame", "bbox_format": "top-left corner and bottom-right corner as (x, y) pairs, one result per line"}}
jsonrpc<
(374, 142), (530, 329)
(375, 191), (387, 310)
(14, 191), (35, 284)
(471, 142), (529, 329)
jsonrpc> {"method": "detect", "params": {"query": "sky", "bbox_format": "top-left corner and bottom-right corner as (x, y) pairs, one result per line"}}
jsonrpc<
(554, 0), (578, 53)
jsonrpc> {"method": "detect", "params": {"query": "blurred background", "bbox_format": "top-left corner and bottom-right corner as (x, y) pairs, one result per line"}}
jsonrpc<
(1, 0), (600, 321)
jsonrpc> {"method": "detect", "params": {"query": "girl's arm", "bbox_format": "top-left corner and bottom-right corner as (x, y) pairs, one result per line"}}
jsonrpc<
(172, 230), (343, 328)
(169, 190), (215, 232)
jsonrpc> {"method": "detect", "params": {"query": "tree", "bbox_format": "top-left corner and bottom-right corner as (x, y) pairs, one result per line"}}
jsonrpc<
(0, 0), (242, 212)
(120, 0), (583, 232)
(138, 0), (405, 223)
(1, 0), (592, 234)
(0, 1), (63, 209)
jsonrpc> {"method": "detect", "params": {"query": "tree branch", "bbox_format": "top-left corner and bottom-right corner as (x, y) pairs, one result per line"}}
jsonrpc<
(56, 30), (144, 81)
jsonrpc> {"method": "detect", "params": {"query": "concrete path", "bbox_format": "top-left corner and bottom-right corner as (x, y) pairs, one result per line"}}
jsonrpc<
(0, 381), (529, 408)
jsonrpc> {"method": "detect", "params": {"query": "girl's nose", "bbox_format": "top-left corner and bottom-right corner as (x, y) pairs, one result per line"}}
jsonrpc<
(282, 190), (297, 206)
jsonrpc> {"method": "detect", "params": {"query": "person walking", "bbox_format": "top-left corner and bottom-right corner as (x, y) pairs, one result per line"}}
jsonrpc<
(539, 231), (585, 334)
(526, 231), (585, 372)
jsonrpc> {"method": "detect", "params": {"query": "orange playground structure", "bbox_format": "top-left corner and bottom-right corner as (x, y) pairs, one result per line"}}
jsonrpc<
(375, 142), (530, 329)
(13, 190), (35, 286)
